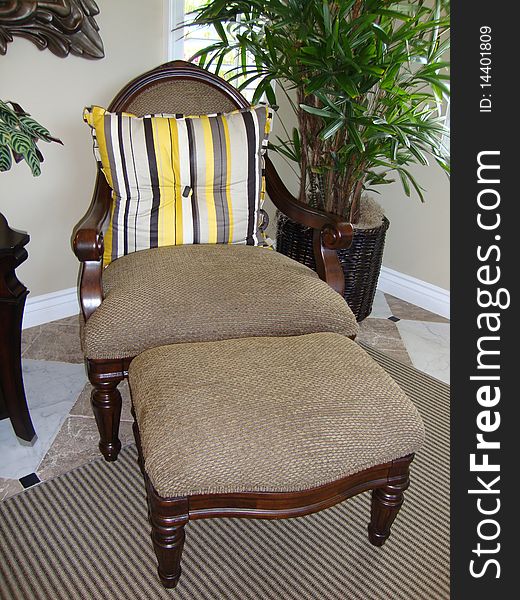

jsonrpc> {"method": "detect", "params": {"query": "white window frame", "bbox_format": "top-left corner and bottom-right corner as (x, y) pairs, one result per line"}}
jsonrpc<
(167, 0), (217, 62)
(165, 0), (267, 102)
(165, 0), (185, 60)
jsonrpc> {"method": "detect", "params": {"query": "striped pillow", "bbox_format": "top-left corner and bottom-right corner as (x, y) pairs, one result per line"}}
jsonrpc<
(83, 105), (273, 266)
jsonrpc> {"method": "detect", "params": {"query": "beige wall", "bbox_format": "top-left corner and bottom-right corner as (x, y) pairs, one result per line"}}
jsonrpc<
(1, 3), (449, 298)
(266, 84), (450, 291)
(0, 0), (164, 297)
(377, 162), (450, 290)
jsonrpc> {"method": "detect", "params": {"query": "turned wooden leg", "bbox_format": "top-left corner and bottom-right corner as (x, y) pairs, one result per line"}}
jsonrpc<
(368, 456), (412, 547)
(151, 521), (186, 588)
(90, 380), (123, 462)
(147, 480), (189, 589)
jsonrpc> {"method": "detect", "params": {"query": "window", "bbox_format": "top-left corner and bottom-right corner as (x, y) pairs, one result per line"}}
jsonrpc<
(442, 98), (450, 154)
(167, 0), (257, 101)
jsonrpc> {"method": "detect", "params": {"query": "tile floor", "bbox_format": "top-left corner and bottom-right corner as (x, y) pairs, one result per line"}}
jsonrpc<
(0, 291), (449, 501)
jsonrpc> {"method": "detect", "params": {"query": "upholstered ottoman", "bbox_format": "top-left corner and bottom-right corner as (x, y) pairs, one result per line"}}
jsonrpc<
(128, 332), (425, 589)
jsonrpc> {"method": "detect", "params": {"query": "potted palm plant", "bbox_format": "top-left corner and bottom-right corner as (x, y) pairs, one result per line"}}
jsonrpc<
(185, 0), (450, 320)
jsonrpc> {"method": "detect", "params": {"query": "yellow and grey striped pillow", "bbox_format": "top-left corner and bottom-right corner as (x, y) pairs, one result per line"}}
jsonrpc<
(83, 105), (273, 266)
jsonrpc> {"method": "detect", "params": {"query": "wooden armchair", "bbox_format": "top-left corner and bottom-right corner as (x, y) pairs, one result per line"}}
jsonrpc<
(73, 61), (357, 462)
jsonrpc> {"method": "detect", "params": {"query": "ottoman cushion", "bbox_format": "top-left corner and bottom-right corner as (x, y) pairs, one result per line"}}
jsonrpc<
(128, 332), (424, 498)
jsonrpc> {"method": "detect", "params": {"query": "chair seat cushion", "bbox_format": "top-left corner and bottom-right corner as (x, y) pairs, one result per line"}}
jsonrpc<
(128, 332), (425, 498)
(82, 245), (359, 359)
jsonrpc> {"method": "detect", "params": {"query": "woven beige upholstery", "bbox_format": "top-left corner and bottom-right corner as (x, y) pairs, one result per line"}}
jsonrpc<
(82, 245), (359, 360)
(128, 332), (425, 498)
(125, 80), (238, 116)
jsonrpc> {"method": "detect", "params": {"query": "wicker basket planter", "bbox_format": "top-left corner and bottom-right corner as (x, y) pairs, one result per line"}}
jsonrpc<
(276, 215), (389, 322)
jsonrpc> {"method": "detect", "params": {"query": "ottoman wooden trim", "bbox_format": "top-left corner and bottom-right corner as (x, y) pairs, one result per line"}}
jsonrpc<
(133, 415), (414, 588)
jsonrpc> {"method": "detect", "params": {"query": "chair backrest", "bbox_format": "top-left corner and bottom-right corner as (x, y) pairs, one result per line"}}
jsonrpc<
(108, 61), (250, 116)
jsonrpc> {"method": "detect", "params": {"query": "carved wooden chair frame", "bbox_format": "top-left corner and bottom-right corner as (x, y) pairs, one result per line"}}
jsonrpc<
(73, 61), (354, 462)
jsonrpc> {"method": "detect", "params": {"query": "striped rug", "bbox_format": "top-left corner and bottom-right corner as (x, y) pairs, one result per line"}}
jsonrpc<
(0, 345), (449, 599)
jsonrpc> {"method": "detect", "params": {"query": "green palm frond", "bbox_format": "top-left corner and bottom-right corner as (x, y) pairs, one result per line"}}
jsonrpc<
(185, 0), (450, 216)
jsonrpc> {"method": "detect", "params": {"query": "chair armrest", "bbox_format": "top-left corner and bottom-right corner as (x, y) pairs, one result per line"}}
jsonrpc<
(265, 157), (353, 295)
(73, 174), (111, 262)
(72, 174), (111, 321)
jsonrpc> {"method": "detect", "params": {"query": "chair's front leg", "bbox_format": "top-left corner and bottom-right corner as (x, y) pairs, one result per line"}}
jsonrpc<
(90, 381), (122, 461)
(88, 360), (124, 461)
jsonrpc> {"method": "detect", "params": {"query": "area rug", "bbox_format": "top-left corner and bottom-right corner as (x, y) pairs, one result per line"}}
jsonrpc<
(0, 345), (449, 599)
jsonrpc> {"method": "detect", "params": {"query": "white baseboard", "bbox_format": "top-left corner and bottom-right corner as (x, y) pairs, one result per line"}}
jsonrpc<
(377, 267), (450, 319)
(23, 287), (80, 330)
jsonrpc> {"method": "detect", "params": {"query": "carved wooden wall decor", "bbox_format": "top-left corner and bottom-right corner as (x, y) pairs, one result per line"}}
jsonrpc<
(0, 0), (104, 59)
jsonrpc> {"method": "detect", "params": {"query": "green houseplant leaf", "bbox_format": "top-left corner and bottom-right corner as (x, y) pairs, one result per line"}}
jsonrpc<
(184, 0), (450, 218)
(0, 100), (62, 176)
(0, 144), (13, 172)
(18, 116), (54, 142)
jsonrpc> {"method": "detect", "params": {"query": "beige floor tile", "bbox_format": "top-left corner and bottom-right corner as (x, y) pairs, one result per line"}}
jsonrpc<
(68, 383), (93, 417)
(357, 318), (413, 365)
(0, 477), (24, 501)
(384, 294), (449, 323)
(36, 417), (134, 481)
(22, 324), (84, 364)
(21, 325), (42, 355)
(22, 314), (82, 357)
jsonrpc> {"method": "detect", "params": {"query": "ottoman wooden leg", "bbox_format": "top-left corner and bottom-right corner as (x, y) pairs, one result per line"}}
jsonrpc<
(148, 482), (189, 589)
(151, 522), (186, 588)
(368, 457), (412, 547)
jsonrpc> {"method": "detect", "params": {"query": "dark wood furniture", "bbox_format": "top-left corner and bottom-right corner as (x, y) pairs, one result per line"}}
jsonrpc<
(133, 414), (413, 589)
(0, 213), (35, 442)
(73, 61), (354, 462)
